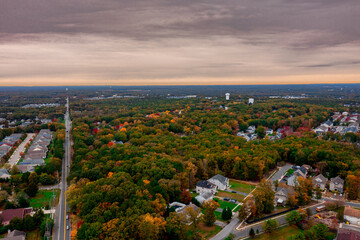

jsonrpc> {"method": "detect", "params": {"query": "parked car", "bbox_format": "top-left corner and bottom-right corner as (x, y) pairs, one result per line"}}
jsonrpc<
(223, 197), (230, 201)
(231, 191), (236, 193)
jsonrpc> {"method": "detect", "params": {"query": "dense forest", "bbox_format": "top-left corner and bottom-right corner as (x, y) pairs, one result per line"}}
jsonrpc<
(66, 97), (360, 239)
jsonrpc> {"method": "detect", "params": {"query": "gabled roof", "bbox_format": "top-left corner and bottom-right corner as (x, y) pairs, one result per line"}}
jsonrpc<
(209, 174), (228, 185)
(313, 174), (327, 184)
(1, 208), (32, 223)
(196, 180), (216, 189)
(330, 176), (344, 186)
(322, 120), (333, 126)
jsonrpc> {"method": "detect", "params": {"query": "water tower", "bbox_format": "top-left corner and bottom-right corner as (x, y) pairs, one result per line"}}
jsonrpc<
(225, 93), (230, 101)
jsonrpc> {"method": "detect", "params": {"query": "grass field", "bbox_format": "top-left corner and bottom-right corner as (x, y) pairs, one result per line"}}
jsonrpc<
(30, 189), (60, 208)
(251, 225), (302, 240)
(216, 190), (244, 202)
(214, 197), (237, 210)
(229, 180), (255, 193)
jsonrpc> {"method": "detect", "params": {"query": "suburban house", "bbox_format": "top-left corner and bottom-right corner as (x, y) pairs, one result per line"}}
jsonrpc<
(322, 120), (333, 128)
(1, 208), (32, 225)
(195, 180), (217, 195)
(207, 174), (229, 190)
(329, 176), (345, 193)
(178, 204), (202, 224)
(195, 192), (214, 204)
(0, 168), (11, 179)
(3, 230), (26, 240)
(287, 167), (307, 187)
(344, 206), (360, 225)
(275, 187), (294, 206)
(313, 174), (328, 190)
(246, 126), (256, 134)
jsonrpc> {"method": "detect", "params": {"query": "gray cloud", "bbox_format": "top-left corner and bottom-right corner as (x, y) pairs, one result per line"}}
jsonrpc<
(0, 0), (360, 85)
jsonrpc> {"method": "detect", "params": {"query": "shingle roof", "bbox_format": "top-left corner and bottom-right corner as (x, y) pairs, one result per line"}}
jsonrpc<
(344, 206), (360, 219)
(313, 174), (328, 184)
(1, 208), (32, 223)
(209, 174), (228, 185)
(330, 176), (344, 186)
(196, 180), (216, 189)
(337, 228), (360, 240)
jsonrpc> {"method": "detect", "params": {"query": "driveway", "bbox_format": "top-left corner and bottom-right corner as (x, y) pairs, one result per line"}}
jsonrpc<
(7, 133), (36, 168)
(270, 163), (292, 185)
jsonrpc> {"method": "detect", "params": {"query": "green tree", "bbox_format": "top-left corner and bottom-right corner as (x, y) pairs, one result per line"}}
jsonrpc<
(249, 228), (255, 238)
(222, 206), (232, 220)
(286, 210), (301, 225)
(256, 126), (266, 139)
(262, 219), (279, 233)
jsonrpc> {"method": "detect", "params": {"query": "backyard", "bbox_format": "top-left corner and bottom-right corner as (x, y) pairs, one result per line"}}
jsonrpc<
(229, 180), (256, 193)
(216, 190), (244, 202)
(213, 197), (237, 210)
(30, 189), (60, 208)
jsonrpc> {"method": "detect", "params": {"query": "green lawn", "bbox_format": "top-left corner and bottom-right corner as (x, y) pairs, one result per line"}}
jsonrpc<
(213, 198), (237, 210)
(30, 190), (60, 208)
(229, 180), (254, 193)
(251, 225), (302, 240)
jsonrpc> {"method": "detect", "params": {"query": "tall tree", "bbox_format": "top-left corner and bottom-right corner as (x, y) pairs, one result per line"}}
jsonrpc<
(202, 200), (220, 226)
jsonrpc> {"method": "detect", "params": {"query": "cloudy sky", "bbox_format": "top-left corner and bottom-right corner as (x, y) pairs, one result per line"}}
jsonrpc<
(0, 0), (360, 86)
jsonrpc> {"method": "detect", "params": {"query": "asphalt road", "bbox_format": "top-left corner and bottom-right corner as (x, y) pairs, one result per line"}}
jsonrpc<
(54, 97), (71, 240)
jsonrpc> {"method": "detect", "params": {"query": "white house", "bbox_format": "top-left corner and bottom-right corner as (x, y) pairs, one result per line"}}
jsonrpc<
(208, 174), (229, 190)
(329, 176), (344, 193)
(344, 206), (360, 225)
(313, 174), (328, 190)
(195, 192), (214, 205)
(249, 98), (254, 105)
(195, 180), (217, 195)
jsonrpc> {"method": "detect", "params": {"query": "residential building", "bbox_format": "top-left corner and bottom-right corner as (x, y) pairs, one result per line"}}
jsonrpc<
(3, 230), (26, 240)
(313, 174), (328, 190)
(195, 180), (217, 195)
(208, 174), (229, 190)
(330, 176), (345, 193)
(248, 98), (254, 105)
(344, 206), (360, 225)
(275, 187), (294, 206)
(336, 223), (360, 240)
(1, 208), (32, 225)
(195, 192), (214, 204)
(225, 93), (230, 101)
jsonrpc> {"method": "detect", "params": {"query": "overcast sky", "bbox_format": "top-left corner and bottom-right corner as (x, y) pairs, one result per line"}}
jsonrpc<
(0, 0), (360, 86)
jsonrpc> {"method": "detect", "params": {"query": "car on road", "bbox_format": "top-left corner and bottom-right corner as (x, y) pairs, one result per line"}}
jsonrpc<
(66, 226), (69, 230)
(230, 199), (237, 203)
(223, 197), (230, 201)
(231, 190), (236, 193)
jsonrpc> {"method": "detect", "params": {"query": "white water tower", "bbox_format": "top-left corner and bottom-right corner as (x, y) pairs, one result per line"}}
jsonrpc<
(225, 93), (230, 101)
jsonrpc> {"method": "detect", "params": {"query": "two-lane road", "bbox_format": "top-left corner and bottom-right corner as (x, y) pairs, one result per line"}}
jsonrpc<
(54, 97), (71, 240)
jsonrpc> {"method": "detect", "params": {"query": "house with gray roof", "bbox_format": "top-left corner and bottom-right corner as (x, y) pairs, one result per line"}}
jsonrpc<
(196, 180), (217, 195)
(3, 229), (26, 240)
(208, 174), (229, 190)
(195, 192), (214, 205)
(275, 187), (294, 206)
(313, 174), (328, 190)
(329, 176), (344, 193)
